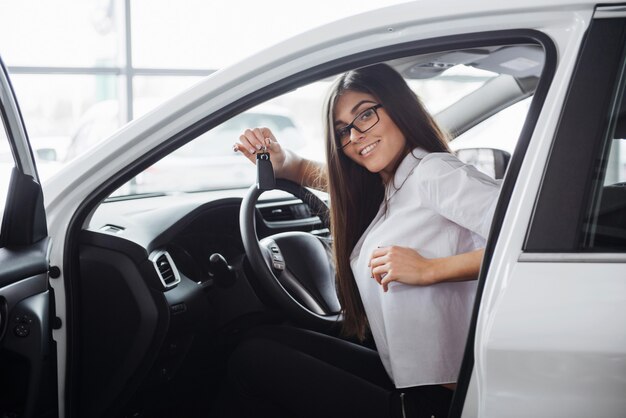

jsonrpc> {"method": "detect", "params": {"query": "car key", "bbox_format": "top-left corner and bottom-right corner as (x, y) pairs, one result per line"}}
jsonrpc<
(256, 146), (275, 191)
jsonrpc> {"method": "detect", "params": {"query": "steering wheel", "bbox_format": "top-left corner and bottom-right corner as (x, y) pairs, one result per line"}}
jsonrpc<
(240, 179), (342, 329)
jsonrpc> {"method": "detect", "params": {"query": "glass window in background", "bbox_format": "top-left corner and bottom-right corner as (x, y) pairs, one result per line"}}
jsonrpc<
(0, 0), (411, 186)
(132, 76), (204, 118)
(0, 0), (123, 68)
(130, 0), (407, 70)
(9, 74), (125, 175)
(131, 0), (220, 70)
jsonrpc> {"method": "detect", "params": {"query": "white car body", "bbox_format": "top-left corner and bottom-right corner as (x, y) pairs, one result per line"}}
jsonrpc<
(2, 0), (625, 416)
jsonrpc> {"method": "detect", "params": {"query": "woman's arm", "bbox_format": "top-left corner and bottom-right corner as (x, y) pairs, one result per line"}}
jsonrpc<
(234, 127), (327, 191)
(283, 150), (327, 191)
(368, 246), (484, 292)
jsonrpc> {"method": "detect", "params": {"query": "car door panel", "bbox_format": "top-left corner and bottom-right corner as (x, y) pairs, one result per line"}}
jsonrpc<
(0, 238), (48, 288)
(0, 57), (55, 417)
(473, 10), (626, 417)
(0, 274), (51, 414)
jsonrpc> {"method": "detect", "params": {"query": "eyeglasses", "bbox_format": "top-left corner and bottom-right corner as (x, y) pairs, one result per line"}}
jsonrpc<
(335, 104), (383, 149)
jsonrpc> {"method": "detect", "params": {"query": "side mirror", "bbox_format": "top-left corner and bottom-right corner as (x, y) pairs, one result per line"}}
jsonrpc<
(35, 148), (58, 162)
(455, 148), (510, 179)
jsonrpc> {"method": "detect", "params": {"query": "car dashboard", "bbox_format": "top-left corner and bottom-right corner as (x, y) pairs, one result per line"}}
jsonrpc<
(75, 187), (326, 418)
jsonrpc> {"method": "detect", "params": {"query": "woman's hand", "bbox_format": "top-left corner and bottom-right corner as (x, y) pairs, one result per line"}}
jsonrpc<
(234, 127), (288, 178)
(369, 246), (484, 292)
(368, 246), (437, 291)
(234, 126), (327, 191)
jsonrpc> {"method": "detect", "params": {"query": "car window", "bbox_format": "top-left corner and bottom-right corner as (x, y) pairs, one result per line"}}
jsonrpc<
(449, 97), (531, 178)
(111, 66), (499, 196)
(450, 97), (531, 155)
(581, 79), (626, 250)
(109, 44), (544, 197)
(112, 83), (332, 195)
(524, 19), (624, 253)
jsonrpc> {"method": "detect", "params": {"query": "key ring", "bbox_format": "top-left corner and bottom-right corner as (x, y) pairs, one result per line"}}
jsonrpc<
(258, 145), (270, 160)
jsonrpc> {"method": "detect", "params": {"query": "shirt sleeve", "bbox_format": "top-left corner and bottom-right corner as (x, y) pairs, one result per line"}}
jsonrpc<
(416, 153), (501, 239)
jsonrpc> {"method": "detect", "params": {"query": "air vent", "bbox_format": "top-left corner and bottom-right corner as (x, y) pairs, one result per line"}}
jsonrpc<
(99, 224), (125, 234)
(149, 251), (181, 289)
(258, 201), (311, 222)
(259, 206), (295, 222)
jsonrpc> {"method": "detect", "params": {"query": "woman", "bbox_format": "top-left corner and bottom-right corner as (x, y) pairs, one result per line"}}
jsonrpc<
(227, 64), (500, 417)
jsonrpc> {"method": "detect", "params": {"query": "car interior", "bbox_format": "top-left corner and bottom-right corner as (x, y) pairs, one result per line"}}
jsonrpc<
(54, 41), (551, 417)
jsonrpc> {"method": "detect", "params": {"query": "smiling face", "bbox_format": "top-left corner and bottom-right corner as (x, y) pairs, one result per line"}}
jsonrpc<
(334, 90), (408, 182)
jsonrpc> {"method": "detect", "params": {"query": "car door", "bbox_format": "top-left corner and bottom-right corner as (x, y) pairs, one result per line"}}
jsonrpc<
(464, 6), (626, 417)
(0, 57), (56, 418)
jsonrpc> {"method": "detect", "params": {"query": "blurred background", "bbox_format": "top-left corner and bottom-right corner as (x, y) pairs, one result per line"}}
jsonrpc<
(0, 0), (409, 181)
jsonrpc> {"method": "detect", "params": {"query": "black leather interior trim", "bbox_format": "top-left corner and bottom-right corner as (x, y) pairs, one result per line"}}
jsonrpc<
(0, 168), (47, 247)
(0, 238), (49, 288)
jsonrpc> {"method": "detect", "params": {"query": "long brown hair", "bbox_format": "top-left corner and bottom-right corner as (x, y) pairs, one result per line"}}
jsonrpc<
(324, 64), (450, 340)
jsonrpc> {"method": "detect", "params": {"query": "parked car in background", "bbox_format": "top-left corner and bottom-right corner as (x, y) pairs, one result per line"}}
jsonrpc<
(1, 1), (625, 418)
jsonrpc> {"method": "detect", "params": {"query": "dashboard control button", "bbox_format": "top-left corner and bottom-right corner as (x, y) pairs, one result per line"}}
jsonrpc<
(170, 303), (187, 314)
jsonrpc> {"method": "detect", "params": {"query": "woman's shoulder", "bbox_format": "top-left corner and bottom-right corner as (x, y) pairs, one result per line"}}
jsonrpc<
(415, 151), (500, 186)
(415, 152), (465, 177)
(421, 151), (464, 166)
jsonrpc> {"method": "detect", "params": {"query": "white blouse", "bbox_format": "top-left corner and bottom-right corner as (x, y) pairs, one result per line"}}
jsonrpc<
(349, 148), (501, 388)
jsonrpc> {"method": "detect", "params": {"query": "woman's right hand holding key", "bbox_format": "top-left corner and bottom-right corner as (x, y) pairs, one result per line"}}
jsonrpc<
(234, 127), (289, 178)
(234, 126), (327, 190)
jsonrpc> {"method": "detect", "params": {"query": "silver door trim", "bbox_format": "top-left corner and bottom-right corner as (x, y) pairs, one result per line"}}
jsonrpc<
(595, 6), (626, 19)
(0, 61), (38, 180)
(519, 252), (626, 263)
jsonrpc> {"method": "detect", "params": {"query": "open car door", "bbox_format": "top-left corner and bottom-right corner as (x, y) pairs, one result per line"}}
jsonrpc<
(0, 57), (56, 417)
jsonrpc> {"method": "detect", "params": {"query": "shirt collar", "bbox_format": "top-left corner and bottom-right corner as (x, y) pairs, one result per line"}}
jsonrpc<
(385, 147), (429, 201)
